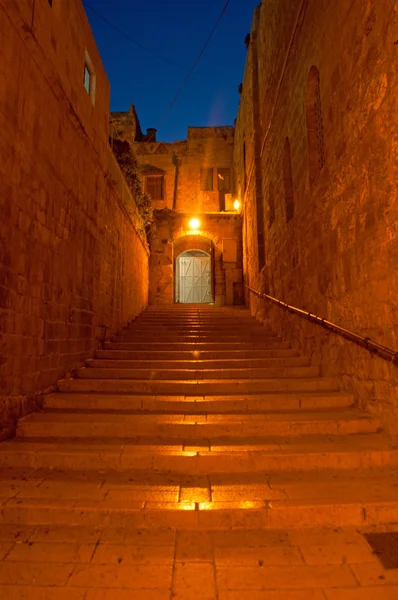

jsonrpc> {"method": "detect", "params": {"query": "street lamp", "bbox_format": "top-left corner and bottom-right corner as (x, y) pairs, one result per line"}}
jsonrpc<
(189, 218), (200, 230)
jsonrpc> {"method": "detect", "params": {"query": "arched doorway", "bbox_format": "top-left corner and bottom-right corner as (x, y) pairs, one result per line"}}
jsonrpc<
(175, 250), (212, 303)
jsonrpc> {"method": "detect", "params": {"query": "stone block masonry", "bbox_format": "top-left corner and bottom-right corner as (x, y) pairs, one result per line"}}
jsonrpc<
(0, 0), (149, 437)
(235, 0), (398, 434)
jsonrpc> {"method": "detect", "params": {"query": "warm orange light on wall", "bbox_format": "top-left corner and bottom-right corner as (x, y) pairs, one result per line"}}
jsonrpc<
(233, 199), (241, 211)
(188, 218), (201, 230)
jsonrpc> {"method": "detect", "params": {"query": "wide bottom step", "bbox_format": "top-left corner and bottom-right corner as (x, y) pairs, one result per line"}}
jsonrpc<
(2, 466), (398, 530)
(0, 434), (396, 472)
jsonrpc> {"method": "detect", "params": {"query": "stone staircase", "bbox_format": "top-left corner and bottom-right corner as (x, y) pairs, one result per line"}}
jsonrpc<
(1, 305), (398, 531)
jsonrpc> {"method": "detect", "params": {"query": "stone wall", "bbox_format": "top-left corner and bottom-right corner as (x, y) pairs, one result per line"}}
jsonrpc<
(0, 0), (149, 438)
(177, 127), (235, 213)
(235, 0), (398, 433)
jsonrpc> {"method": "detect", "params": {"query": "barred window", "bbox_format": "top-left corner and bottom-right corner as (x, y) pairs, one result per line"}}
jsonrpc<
(269, 182), (275, 227)
(306, 66), (325, 186)
(200, 168), (213, 191)
(84, 65), (91, 94)
(146, 175), (164, 200)
(83, 51), (96, 104)
(283, 138), (294, 223)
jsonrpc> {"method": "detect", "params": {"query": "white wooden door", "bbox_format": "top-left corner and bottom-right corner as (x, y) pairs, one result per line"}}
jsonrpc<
(180, 256), (211, 303)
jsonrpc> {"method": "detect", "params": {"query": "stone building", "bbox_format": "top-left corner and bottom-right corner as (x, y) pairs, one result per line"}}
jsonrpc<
(234, 0), (398, 433)
(111, 110), (244, 306)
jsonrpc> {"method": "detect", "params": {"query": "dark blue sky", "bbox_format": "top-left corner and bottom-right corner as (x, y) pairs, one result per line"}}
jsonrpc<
(83, 0), (258, 142)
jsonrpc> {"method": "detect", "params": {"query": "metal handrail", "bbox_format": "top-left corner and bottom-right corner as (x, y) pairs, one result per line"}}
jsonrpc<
(246, 285), (398, 366)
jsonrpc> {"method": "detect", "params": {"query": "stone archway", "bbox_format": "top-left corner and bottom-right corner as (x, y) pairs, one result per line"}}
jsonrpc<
(173, 234), (227, 305)
(149, 212), (243, 306)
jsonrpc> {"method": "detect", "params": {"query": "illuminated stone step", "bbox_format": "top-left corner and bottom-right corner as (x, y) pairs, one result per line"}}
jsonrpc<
(43, 391), (354, 413)
(57, 377), (338, 395)
(0, 433), (396, 473)
(87, 357), (310, 370)
(89, 357), (310, 369)
(122, 318), (263, 326)
(77, 366), (320, 381)
(104, 341), (292, 351)
(96, 348), (299, 360)
(112, 334), (279, 342)
(126, 324), (258, 331)
(2, 495), (398, 530)
(16, 409), (380, 439)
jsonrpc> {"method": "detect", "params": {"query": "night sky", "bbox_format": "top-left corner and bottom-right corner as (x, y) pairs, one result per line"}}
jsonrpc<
(83, 0), (259, 143)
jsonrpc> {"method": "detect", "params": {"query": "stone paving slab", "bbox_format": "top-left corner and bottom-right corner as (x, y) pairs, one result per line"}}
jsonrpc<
(0, 526), (397, 599)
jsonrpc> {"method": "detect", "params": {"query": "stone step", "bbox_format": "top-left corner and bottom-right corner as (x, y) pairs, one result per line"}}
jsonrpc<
(87, 357), (310, 370)
(96, 348), (298, 360)
(3, 302), (396, 553)
(127, 324), (259, 330)
(77, 366), (320, 381)
(0, 465), (397, 529)
(140, 310), (249, 319)
(122, 321), (271, 327)
(104, 341), (292, 351)
(137, 314), (252, 317)
(134, 323), (259, 326)
(17, 409), (380, 439)
(129, 318), (256, 324)
(57, 377), (339, 395)
(43, 391), (354, 413)
(122, 321), (268, 328)
(0, 433), (396, 473)
(112, 334), (279, 342)
(2, 491), (398, 530)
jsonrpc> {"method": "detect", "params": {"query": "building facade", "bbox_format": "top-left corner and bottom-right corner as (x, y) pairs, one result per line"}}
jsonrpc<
(111, 110), (244, 306)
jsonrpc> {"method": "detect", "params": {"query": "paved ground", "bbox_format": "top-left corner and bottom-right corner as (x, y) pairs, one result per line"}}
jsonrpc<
(0, 524), (398, 599)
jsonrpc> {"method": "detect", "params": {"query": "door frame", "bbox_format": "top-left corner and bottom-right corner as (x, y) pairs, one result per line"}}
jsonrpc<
(175, 249), (213, 304)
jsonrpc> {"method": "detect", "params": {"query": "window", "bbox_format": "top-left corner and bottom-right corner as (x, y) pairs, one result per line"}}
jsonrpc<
(146, 175), (164, 200)
(243, 140), (247, 191)
(283, 137), (294, 223)
(217, 168), (231, 192)
(306, 66), (325, 186)
(256, 191), (266, 271)
(83, 51), (96, 104)
(84, 65), (91, 94)
(200, 168), (213, 191)
(268, 182), (275, 226)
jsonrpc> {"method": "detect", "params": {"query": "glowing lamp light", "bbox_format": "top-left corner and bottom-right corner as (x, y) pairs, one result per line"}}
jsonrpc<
(233, 199), (241, 211)
(189, 218), (200, 230)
